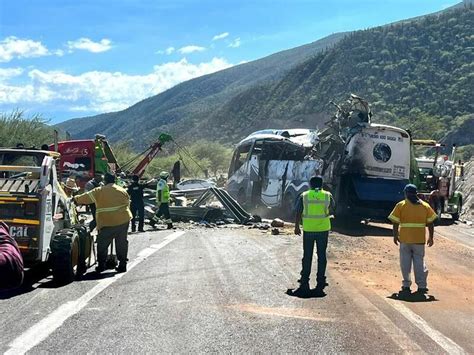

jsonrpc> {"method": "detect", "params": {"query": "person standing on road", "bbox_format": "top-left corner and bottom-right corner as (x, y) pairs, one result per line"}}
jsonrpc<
(127, 174), (153, 233)
(388, 184), (437, 297)
(85, 174), (103, 232)
(0, 221), (24, 290)
(74, 172), (132, 273)
(291, 176), (333, 296)
(150, 171), (173, 229)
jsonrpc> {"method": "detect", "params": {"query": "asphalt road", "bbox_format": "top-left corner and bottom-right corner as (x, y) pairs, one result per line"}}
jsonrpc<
(0, 222), (472, 354)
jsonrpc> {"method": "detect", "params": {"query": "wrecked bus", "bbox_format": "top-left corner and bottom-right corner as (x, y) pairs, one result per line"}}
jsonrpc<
(227, 129), (323, 214)
(227, 95), (415, 222)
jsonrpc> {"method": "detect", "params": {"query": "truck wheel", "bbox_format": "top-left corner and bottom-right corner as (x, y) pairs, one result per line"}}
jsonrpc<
(50, 229), (80, 285)
(451, 199), (462, 221)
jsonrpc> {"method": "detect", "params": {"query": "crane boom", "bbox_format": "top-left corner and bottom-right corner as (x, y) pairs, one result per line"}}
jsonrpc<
(128, 133), (173, 177)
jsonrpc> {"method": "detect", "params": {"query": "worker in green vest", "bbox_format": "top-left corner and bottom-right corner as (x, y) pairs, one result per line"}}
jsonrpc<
(150, 171), (173, 229)
(289, 176), (333, 297)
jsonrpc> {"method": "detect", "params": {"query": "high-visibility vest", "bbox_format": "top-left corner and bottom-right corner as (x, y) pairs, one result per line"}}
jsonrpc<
(156, 179), (170, 203)
(302, 189), (331, 232)
(75, 183), (132, 230)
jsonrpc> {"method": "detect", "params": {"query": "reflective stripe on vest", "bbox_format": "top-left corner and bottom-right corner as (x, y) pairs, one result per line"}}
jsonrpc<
(96, 204), (130, 214)
(400, 223), (426, 228)
(302, 189), (331, 232)
(86, 191), (97, 204)
(303, 191), (329, 219)
(157, 180), (170, 203)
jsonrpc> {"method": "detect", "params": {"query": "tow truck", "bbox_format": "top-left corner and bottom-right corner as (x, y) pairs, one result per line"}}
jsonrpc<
(413, 140), (463, 220)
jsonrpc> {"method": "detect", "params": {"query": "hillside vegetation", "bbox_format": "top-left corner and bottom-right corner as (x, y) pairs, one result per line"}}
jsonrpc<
(206, 7), (473, 144)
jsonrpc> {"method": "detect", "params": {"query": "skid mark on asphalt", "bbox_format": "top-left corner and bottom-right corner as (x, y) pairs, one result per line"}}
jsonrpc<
(332, 270), (424, 353)
(227, 303), (334, 322)
(5, 231), (185, 355)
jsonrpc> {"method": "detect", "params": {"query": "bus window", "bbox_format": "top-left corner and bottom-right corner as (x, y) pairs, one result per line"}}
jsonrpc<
(228, 143), (252, 176)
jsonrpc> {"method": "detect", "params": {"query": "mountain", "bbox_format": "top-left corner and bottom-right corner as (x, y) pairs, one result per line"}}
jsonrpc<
(202, 6), (474, 145)
(58, 3), (473, 150)
(57, 32), (346, 146)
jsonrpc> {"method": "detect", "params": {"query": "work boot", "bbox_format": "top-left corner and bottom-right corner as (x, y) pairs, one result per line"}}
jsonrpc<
(313, 278), (328, 295)
(115, 263), (127, 273)
(288, 282), (311, 297)
(167, 223), (174, 230)
(416, 288), (428, 294)
(398, 286), (411, 298)
(95, 264), (106, 274)
(138, 228), (145, 233)
(131, 226), (136, 233)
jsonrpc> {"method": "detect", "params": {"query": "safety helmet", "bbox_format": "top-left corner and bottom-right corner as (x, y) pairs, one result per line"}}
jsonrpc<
(160, 171), (170, 179)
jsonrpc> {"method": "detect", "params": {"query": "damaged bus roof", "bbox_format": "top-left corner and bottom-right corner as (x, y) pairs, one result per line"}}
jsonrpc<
(239, 129), (316, 147)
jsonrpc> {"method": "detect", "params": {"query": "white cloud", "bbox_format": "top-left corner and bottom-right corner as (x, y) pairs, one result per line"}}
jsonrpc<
(0, 58), (233, 113)
(212, 32), (229, 41)
(156, 47), (175, 55)
(0, 67), (24, 81)
(67, 38), (112, 53)
(178, 45), (206, 54)
(228, 37), (241, 48)
(0, 36), (50, 62)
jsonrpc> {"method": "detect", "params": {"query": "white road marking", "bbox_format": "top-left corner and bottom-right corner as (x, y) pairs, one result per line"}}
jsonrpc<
(5, 231), (185, 355)
(333, 270), (424, 353)
(383, 296), (466, 354)
(435, 231), (474, 251)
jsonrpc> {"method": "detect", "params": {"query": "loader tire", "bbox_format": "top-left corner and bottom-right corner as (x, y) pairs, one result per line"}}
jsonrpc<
(50, 229), (80, 285)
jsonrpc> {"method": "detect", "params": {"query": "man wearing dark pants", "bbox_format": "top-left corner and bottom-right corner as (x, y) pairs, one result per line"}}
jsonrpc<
(291, 176), (333, 297)
(150, 171), (173, 229)
(127, 175), (146, 232)
(74, 172), (132, 273)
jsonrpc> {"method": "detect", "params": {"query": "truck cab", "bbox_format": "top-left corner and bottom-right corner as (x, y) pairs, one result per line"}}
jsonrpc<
(329, 123), (413, 220)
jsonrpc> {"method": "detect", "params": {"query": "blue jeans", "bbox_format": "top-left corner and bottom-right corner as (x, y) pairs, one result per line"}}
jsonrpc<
(300, 231), (329, 284)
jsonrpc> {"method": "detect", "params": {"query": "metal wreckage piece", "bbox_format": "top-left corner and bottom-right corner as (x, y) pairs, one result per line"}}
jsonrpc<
(307, 94), (372, 167)
(144, 187), (255, 224)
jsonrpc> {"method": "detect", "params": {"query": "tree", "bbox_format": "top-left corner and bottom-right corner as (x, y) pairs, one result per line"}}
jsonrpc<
(0, 111), (53, 148)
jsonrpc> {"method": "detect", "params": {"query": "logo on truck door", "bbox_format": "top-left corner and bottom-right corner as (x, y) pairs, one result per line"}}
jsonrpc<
(373, 143), (392, 163)
(9, 226), (29, 238)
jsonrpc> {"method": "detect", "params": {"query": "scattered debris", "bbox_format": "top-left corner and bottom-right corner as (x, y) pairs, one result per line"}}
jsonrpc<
(146, 187), (258, 225)
(271, 218), (285, 228)
(271, 228), (280, 235)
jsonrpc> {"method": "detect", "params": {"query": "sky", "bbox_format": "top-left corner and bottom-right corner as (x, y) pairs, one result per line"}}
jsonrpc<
(0, 0), (460, 123)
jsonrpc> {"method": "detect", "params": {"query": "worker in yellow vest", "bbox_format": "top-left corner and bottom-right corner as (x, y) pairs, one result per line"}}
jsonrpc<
(150, 171), (173, 229)
(290, 176), (333, 297)
(74, 172), (132, 273)
(388, 184), (437, 298)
